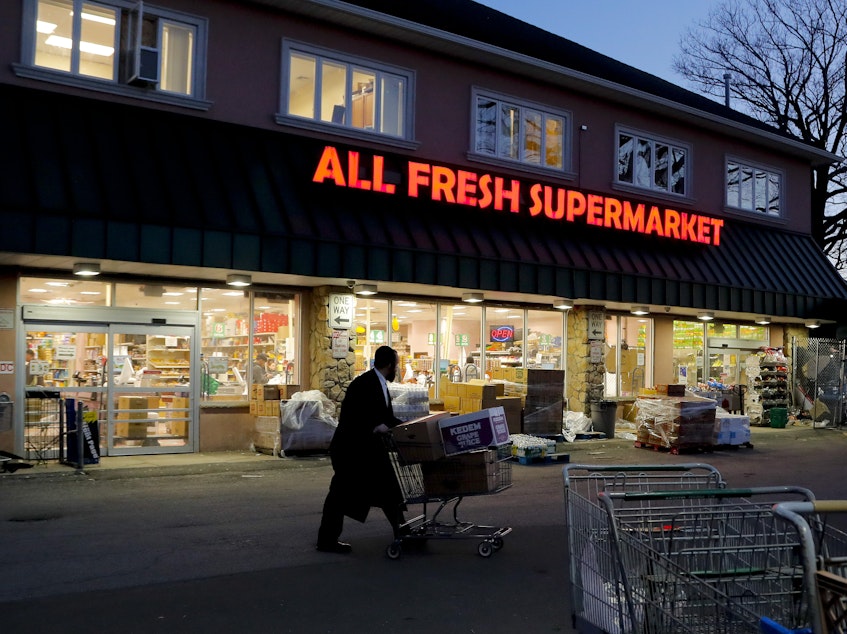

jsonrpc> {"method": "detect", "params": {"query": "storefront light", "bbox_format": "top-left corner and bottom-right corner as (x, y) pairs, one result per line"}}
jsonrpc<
(226, 274), (252, 287)
(354, 283), (378, 296)
(755, 316), (772, 325)
(630, 306), (649, 316)
(73, 262), (100, 276)
(553, 299), (573, 310)
(806, 320), (822, 329)
(462, 292), (484, 303)
(697, 311), (715, 321)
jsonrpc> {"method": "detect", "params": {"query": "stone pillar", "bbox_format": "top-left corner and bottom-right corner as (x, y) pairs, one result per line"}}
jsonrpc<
(567, 306), (606, 414)
(308, 286), (355, 411)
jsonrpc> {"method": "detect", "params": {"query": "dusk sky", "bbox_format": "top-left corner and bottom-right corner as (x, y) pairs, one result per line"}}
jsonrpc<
(475, 0), (725, 84)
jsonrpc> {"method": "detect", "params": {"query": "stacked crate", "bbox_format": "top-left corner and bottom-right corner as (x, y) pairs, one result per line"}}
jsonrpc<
(523, 369), (565, 436)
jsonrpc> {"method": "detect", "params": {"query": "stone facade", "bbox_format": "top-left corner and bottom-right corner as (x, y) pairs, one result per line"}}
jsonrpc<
(308, 286), (356, 410)
(566, 306), (607, 414)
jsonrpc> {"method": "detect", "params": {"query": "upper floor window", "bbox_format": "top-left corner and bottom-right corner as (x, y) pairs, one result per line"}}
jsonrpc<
(282, 42), (412, 140)
(617, 128), (689, 196)
(19, 0), (207, 103)
(472, 89), (569, 172)
(726, 158), (782, 216)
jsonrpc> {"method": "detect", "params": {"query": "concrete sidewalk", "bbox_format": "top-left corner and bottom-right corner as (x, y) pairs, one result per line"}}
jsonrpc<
(0, 449), (330, 481)
(2, 422), (840, 482)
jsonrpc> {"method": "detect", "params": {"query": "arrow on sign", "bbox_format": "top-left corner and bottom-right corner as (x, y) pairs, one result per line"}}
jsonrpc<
(591, 329), (603, 336)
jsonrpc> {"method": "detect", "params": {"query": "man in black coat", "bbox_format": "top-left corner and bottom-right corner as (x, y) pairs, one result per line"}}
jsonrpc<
(316, 345), (406, 553)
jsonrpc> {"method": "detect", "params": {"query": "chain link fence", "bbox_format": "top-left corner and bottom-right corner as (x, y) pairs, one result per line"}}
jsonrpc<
(791, 337), (846, 428)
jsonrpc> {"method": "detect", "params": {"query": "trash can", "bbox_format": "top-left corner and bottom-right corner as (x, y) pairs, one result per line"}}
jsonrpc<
(769, 407), (788, 429)
(590, 400), (617, 438)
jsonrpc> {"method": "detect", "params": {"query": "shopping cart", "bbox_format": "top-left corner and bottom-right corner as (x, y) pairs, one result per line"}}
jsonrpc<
(384, 435), (512, 559)
(596, 486), (818, 633)
(563, 463), (748, 634)
(772, 501), (847, 634)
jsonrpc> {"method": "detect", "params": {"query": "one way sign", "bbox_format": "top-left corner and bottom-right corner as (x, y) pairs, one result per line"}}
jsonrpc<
(328, 293), (354, 329)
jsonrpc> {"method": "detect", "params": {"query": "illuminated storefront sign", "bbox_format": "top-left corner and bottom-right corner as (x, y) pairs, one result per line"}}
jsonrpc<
(312, 145), (724, 246)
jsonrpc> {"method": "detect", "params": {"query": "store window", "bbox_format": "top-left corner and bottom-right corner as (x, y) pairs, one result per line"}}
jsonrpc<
(115, 283), (198, 309)
(389, 300), (434, 384)
(20, 276), (111, 306)
(442, 303), (483, 383)
(472, 88), (568, 172)
(20, 0), (208, 102)
(282, 42), (412, 139)
(484, 306), (524, 378)
(673, 320), (705, 386)
(605, 315), (653, 397)
(526, 309), (565, 370)
(199, 288), (300, 400)
(616, 127), (689, 196)
(351, 297), (390, 374)
(726, 158), (781, 216)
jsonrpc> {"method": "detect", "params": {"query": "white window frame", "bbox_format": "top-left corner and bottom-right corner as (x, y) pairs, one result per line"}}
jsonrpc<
(614, 125), (691, 199)
(15, 0), (210, 110)
(725, 156), (784, 217)
(276, 40), (417, 149)
(469, 87), (573, 176)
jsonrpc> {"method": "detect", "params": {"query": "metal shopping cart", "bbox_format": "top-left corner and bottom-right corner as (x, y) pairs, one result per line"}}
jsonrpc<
(596, 486), (819, 634)
(772, 501), (847, 634)
(384, 435), (512, 559)
(563, 463), (748, 634)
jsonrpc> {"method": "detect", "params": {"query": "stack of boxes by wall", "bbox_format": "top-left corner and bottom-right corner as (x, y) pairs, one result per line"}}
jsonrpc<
(635, 394), (718, 451)
(251, 384), (300, 455)
(439, 370), (565, 436)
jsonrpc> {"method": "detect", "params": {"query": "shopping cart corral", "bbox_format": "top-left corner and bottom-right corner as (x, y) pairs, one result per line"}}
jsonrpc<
(385, 435), (512, 559)
(562, 464), (836, 634)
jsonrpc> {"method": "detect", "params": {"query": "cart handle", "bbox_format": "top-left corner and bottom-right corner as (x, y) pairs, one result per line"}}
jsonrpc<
(774, 500), (847, 515)
(563, 462), (722, 486)
(603, 485), (815, 501)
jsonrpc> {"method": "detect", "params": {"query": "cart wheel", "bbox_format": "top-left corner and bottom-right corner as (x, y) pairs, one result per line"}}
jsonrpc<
(386, 542), (402, 560)
(492, 537), (504, 551)
(477, 541), (494, 558)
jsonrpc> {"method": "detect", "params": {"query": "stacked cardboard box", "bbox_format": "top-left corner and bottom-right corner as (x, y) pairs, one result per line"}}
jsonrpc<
(523, 369), (565, 435)
(421, 449), (501, 496)
(438, 380), (523, 434)
(636, 396), (717, 450)
(715, 413), (751, 446)
(253, 415), (281, 455)
(115, 395), (160, 439)
(249, 384), (299, 417)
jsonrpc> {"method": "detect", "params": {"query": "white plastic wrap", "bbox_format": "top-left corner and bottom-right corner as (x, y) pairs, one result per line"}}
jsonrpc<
(388, 382), (430, 422)
(281, 390), (338, 430)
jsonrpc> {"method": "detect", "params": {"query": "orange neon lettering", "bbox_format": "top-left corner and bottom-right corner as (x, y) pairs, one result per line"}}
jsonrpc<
(431, 166), (456, 203)
(372, 155), (396, 194)
(494, 178), (520, 212)
(622, 201), (645, 232)
(664, 209), (681, 240)
(645, 206), (664, 237)
(587, 194), (604, 225)
(347, 151), (371, 190)
(604, 197), (622, 229)
(567, 191), (586, 221)
(697, 215), (711, 243)
(680, 213), (697, 241)
(478, 174), (494, 208)
(407, 161), (431, 198)
(528, 183), (544, 216)
(710, 219), (724, 246)
(312, 146), (346, 186)
(457, 170), (478, 206)
(544, 186), (566, 220)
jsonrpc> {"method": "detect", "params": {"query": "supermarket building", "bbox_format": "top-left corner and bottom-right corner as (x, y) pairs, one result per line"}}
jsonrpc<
(1, 0), (846, 458)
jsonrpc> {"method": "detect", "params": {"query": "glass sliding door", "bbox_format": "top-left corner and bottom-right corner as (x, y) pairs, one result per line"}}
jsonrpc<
(107, 324), (194, 454)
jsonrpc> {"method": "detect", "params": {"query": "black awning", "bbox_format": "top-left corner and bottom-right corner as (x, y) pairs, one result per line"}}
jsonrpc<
(2, 84), (846, 320)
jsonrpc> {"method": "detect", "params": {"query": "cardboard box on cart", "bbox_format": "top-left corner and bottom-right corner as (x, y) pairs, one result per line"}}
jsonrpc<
(422, 449), (500, 496)
(438, 406), (511, 456)
(391, 412), (452, 462)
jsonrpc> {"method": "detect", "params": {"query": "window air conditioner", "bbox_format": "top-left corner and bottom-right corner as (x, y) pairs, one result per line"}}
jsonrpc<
(129, 45), (159, 86)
